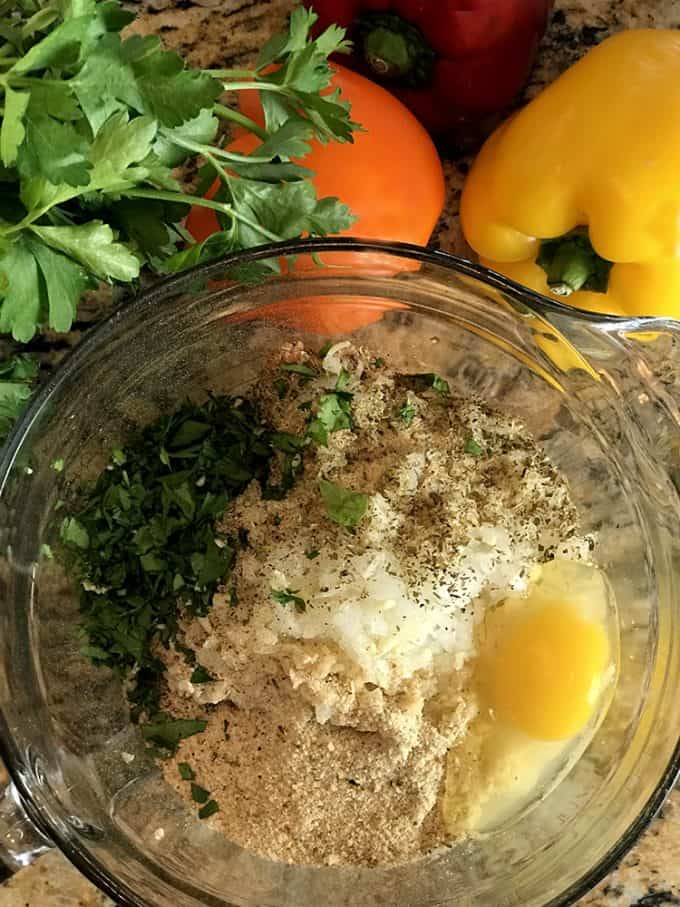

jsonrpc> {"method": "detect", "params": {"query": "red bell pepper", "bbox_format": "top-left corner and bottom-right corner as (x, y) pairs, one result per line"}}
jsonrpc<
(305, 0), (554, 145)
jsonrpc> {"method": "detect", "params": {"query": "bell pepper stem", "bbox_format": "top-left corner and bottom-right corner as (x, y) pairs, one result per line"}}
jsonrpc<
(355, 13), (436, 88)
(364, 27), (411, 79)
(536, 228), (613, 296)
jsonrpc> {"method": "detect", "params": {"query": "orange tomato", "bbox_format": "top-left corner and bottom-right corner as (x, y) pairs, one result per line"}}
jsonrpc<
(186, 63), (444, 333)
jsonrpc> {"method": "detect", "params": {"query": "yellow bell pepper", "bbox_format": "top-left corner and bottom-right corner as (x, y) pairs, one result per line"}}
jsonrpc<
(461, 29), (680, 319)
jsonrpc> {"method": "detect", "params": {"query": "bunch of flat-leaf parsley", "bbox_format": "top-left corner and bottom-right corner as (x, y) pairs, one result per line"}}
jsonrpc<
(0, 1), (357, 389)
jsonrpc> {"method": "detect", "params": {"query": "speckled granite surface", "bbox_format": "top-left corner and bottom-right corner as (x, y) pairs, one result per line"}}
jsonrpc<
(2, 1), (680, 904)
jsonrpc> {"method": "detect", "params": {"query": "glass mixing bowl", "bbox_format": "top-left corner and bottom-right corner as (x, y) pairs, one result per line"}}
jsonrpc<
(0, 239), (679, 906)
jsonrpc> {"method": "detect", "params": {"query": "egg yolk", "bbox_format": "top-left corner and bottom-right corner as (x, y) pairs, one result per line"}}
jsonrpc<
(483, 603), (610, 741)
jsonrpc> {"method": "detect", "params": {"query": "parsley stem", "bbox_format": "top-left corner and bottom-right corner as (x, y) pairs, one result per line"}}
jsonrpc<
(219, 81), (287, 94)
(207, 68), (258, 79)
(21, 6), (59, 37)
(7, 76), (65, 87)
(163, 131), (272, 165)
(213, 103), (268, 142)
(3, 188), (78, 235)
(122, 188), (283, 244)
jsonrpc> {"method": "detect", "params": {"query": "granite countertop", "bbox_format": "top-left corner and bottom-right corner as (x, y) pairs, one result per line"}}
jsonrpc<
(1, 1), (680, 904)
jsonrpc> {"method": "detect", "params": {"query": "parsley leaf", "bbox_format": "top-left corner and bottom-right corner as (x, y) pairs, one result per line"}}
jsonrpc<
(153, 109), (218, 168)
(123, 35), (222, 129)
(18, 112), (92, 188)
(30, 223), (140, 282)
(190, 783), (210, 804)
(407, 373), (451, 396)
(190, 665), (214, 684)
(308, 392), (352, 446)
(60, 516), (90, 549)
(178, 762), (195, 781)
(280, 362), (318, 378)
(335, 369), (351, 392)
(141, 716), (207, 753)
(465, 438), (485, 457)
(318, 478), (368, 531)
(0, 240), (46, 342)
(28, 237), (90, 332)
(398, 402), (415, 426)
(0, 354), (38, 442)
(257, 7), (356, 143)
(0, 87), (29, 168)
(271, 587), (307, 613)
(198, 799), (219, 820)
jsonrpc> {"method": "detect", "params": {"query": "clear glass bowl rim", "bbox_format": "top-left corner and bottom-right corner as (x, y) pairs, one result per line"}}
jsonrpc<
(0, 237), (678, 907)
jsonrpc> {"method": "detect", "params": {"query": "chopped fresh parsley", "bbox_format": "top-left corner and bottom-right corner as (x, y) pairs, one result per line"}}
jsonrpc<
(335, 369), (351, 392)
(60, 517), (90, 550)
(398, 402), (416, 426)
(371, 357), (385, 368)
(404, 373), (451, 396)
(198, 799), (220, 820)
(305, 548), (320, 560)
(465, 438), (485, 457)
(318, 478), (368, 531)
(51, 458), (65, 472)
(308, 392), (352, 446)
(141, 716), (207, 753)
(271, 587), (307, 613)
(60, 395), (292, 721)
(190, 665), (214, 684)
(431, 374), (451, 395)
(280, 363), (319, 378)
(178, 762), (195, 781)
(191, 783), (210, 804)
(270, 431), (309, 455)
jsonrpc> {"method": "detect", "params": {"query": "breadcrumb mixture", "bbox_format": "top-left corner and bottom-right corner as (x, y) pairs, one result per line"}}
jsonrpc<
(161, 342), (591, 867)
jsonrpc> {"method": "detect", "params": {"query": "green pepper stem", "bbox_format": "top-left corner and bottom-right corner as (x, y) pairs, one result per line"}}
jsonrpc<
(364, 27), (411, 79)
(536, 228), (613, 296)
(354, 13), (436, 89)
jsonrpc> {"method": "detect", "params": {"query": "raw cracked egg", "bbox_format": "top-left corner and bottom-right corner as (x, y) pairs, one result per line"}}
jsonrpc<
(443, 559), (617, 835)
(479, 559), (615, 742)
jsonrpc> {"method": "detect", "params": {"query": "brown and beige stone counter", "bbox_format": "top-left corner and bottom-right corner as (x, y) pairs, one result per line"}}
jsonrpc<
(2, 0), (679, 904)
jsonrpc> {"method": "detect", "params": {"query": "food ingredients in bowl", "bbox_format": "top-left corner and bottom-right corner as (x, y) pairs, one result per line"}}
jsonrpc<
(62, 343), (616, 867)
(461, 29), (680, 319)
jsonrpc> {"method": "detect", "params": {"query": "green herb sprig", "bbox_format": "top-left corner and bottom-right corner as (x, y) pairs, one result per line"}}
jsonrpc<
(0, 4), (358, 344)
